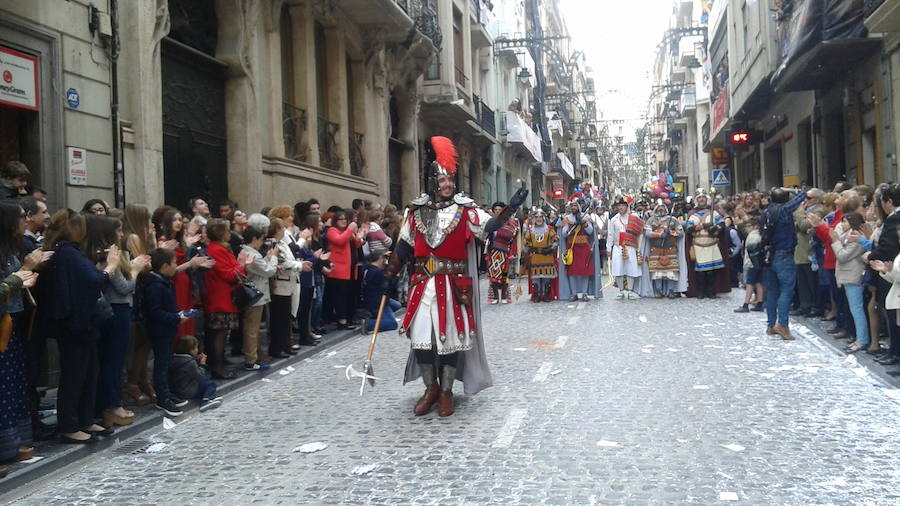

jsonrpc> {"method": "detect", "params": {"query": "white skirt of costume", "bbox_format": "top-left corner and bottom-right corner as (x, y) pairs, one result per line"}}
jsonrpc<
(610, 245), (641, 277)
(409, 277), (473, 355)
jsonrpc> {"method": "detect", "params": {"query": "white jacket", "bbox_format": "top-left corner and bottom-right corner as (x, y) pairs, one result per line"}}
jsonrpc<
(271, 235), (304, 297)
(237, 245), (277, 306)
(879, 254), (900, 310)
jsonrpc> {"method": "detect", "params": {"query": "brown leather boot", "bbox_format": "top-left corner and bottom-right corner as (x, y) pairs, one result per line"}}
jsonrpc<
(413, 384), (439, 416)
(437, 391), (454, 417)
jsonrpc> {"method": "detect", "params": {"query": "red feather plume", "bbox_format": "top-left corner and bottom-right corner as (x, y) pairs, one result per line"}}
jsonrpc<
(431, 136), (458, 175)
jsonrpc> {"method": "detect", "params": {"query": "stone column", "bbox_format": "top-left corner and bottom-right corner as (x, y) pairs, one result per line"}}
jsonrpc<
(290, 3), (318, 166)
(325, 27), (351, 173)
(216, 0), (263, 212)
(259, 0), (285, 158)
(118, 0), (168, 207)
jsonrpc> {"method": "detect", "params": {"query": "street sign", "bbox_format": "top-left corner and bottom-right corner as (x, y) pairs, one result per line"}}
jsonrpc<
(711, 169), (730, 187)
(66, 87), (79, 109)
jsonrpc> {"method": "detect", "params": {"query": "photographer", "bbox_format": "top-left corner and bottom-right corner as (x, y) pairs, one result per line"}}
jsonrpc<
(237, 224), (278, 371)
(760, 186), (808, 340)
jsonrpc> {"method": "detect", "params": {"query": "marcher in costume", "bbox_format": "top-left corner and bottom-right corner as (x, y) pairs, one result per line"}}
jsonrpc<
(485, 202), (519, 304)
(686, 190), (731, 298)
(643, 201), (683, 298)
(385, 136), (528, 417)
(606, 197), (645, 300)
(522, 209), (558, 302)
(558, 199), (603, 301)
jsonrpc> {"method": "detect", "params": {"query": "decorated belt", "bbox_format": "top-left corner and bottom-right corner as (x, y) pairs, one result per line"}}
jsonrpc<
(414, 254), (467, 277)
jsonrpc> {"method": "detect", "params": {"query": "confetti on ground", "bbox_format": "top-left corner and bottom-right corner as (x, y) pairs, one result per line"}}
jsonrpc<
(759, 373), (776, 378)
(721, 444), (745, 452)
(162, 418), (176, 430)
(666, 348), (680, 352)
(692, 385), (710, 390)
(145, 443), (167, 453)
(513, 347), (527, 351)
(279, 369), (291, 376)
(596, 440), (619, 447)
(719, 491), (739, 501)
(638, 315), (648, 322)
(293, 442), (328, 453)
(351, 463), (378, 475)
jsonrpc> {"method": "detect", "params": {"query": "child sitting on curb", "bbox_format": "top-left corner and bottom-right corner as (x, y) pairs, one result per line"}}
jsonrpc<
(169, 335), (222, 411)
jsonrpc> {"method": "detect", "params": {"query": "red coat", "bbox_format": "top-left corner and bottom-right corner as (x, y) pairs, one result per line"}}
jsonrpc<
(814, 210), (843, 270)
(326, 226), (362, 281)
(203, 241), (243, 313)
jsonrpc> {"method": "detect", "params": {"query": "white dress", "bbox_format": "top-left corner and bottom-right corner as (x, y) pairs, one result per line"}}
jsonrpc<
(606, 213), (642, 277)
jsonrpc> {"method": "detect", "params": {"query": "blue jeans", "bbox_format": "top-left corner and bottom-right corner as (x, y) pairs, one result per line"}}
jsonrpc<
(195, 378), (217, 400)
(149, 334), (174, 403)
(765, 252), (796, 328)
(843, 284), (869, 346)
(366, 299), (401, 332)
(96, 303), (133, 413)
(311, 284), (324, 329)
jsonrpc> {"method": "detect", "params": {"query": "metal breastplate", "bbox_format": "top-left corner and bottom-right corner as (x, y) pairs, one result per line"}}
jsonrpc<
(415, 205), (462, 250)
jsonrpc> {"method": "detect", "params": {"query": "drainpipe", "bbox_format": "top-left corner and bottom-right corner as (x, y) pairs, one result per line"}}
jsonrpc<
(109, 0), (125, 207)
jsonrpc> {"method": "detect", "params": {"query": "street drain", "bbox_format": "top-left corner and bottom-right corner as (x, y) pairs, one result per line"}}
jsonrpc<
(113, 438), (155, 455)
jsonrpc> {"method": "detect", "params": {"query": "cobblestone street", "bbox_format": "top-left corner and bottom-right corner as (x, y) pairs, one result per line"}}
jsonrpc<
(11, 286), (900, 504)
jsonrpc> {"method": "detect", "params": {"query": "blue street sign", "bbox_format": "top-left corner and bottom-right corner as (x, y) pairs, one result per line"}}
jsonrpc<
(711, 169), (730, 187)
(66, 88), (80, 109)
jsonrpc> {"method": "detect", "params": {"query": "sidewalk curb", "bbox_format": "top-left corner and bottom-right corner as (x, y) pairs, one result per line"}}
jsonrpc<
(0, 324), (368, 496)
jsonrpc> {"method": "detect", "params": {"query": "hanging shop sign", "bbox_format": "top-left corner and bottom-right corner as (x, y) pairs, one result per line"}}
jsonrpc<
(0, 45), (39, 111)
(711, 84), (729, 138)
(710, 147), (730, 165)
(67, 147), (87, 186)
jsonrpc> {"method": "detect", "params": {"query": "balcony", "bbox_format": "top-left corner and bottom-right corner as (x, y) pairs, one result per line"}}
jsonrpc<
(282, 102), (307, 162)
(349, 131), (365, 176)
(472, 95), (497, 142)
(865, 0), (900, 33)
(334, 0), (415, 34)
(455, 65), (468, 87)
(678, 86), (697, 114)
(317, 116), (341, 170)
(470, 0), (493, 48)
(504, 111), (542, 163)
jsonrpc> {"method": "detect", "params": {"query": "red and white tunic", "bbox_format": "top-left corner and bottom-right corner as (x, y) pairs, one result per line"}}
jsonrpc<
(399, 196), (491, 355)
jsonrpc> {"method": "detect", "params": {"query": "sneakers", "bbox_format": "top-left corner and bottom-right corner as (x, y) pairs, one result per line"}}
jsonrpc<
(626, 291), (639, 300)
(500, 299), (509, 304)
(488, 298), (498, 304)
(243, 362), (271, 371)
(170, 397), (189, 408)
(615, 291), (625, 300)
(199, 399), (222, 412)
(155, 399), (183, 417)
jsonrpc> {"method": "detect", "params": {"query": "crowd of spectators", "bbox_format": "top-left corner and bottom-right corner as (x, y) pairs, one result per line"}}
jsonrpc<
(0, 160), (408, 471)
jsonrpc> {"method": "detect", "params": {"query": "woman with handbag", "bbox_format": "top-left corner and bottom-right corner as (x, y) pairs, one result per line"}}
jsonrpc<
(203, 219), (244, 379)
(39, 210), (121, 443)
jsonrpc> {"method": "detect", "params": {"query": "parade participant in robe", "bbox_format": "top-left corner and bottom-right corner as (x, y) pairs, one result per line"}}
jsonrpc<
(559, 198), (603, 301)
(384, 136), (528, 417)
(522, 209), (558, 302)
(686, 189), (730, 298)
(485, 202), (519, 304)
(606, 196), (645, 300)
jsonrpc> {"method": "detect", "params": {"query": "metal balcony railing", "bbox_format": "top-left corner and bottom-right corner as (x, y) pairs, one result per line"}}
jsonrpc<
(701, 117), (710, 147)
(480, 101), (496, 138)
(350, 131), (365, 176)
(455, 65), (467, 87)
(317, 116), (341, 170)
(282, 102), (307, 162)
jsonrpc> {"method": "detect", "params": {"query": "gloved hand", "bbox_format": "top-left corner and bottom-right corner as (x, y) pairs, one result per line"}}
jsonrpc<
(509, 186), (529, 211)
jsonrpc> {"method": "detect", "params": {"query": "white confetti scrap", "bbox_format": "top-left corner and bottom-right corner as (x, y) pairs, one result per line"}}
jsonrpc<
(261, 378), (273, 383)
(279, 369), (291, 376)
(724, 365), (740, 369)
(666, 348), (680, 352)
(145, 443), (167, 453)
(638, 315), (648, 322)
(513, 347), (527, 352)
(286, 366), (296, 372)
(351, 463), (378, 475)
(162, 418), (176, 430)
(721, 444), (745, 452)
(675, 332), (687, 336)
(327, 351), (337, 356)
(692, 385), (710, 390)
(883, 389), (900, 401)
(596, 440), (619, 447)
(759, 373), (776, 378)
(719, 491), (739, 501)
(550, 370), (562, 376)
(293, 442), (328, 453)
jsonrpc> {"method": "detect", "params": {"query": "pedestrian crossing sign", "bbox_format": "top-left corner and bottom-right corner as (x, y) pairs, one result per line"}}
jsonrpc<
(711, 169), (730, 187)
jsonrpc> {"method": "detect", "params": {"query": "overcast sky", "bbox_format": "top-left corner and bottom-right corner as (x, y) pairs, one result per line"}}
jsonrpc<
(561, 0), (674, 140)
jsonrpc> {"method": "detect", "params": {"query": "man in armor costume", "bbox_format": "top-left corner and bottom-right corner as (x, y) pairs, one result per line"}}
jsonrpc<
(485, 201), (519, 304)
(643, 200), (685, 298)
(522, 208), (558, 302)
(385, 136), (527, 417)
(559, 198), (603, 301)
(606, 196), (645, 300)
(686, 189), (730, 298)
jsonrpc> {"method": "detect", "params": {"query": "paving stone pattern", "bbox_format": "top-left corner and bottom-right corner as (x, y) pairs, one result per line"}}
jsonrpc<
(13, 286), (900, 504)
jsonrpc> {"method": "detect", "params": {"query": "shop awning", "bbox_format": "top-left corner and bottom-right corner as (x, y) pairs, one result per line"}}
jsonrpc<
(505, 111), (542, 163)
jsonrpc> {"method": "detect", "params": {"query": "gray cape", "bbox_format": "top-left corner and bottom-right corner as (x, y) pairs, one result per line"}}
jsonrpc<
(403, 240), (493, 395)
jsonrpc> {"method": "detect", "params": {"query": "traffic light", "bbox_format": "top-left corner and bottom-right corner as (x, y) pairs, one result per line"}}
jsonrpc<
(726, 128), (758, 152)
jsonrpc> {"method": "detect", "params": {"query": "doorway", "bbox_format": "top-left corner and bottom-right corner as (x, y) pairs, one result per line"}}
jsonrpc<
(764, 143), (783, 190)
(160, 37), (227, 211)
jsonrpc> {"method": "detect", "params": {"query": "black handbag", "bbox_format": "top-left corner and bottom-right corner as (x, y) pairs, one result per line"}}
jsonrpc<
(231, 271), (264, 310)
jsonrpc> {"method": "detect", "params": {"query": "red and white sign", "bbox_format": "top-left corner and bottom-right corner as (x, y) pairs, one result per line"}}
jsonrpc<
(711, 84), (728, 138)
(0, 46), (39, 111)
(67, 147), (87, 186)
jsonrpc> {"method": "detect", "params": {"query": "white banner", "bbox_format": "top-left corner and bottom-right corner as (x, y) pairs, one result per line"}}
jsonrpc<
(0, 46), (38, 111)
(505, 111), (542, 162)
(556, 152), (574, 179)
